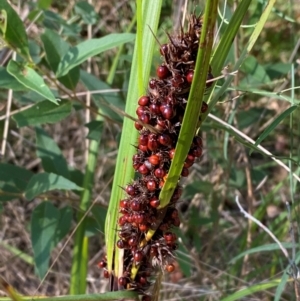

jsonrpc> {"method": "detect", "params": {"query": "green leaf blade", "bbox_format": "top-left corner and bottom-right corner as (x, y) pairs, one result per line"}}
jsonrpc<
(25, 172), (83, 200)
(31, 202), (59, 278)
(35, 127), (70, 179)
(56, 33), (136, 77)
(13, 99), (72, 127)
(7, 60), (58, 104)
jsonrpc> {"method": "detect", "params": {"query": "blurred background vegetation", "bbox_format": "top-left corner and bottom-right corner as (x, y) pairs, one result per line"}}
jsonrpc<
(0, 0), (299, 300)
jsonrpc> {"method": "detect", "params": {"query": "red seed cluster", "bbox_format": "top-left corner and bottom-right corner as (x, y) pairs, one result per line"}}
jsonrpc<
(99, 14), (213, 299)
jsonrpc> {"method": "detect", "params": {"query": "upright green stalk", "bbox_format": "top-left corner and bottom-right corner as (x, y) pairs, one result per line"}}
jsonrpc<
(104, 0), (163, 277)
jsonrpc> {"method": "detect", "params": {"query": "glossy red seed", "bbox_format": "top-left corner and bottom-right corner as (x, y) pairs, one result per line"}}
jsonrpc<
(118, 215), (127, 226)
(139, 134), (148, 146)
(164, 232), (176, 242)
(193, 136), (202, 147)
(169, 149), (175, 159)
(138, 95), (150, 106)
(139, 223), (149, 232)
(118, 277), (128, 286)
(120, 199), (129, 208)
(117, 239), (126, 249)
(136, 106), (146, 117)
(149, 198), (160, 208)
(160, 44), (168, 55)
(135, 213), (146, 224)
(134, 121), (143, 131)
(156, 65), (170, 79)
(134, 251), (143, 262)
(148, 140), (158, 151)
(147, 180), (157, 191)
(139, 113), (150, 124)
(191, 147), (202, 157)
(201, 102), (208, 113)
(149, 103), (160, 114)
(148, 155), (160, 165)
(127, 214), (134, 223)
(184, 160), (194, 168)
(126, 185), (136, 196)
(103, 270), (110, 278)
(128, 237), (138, 247)
(138, 164), (149, 175)
(133, 162), (141, 170)
(158, 134), (172, 146)
(186, 70), (194, 83)
(166, 264), (175, 273)
(154, 168), (166, 178)
(131, 200), (142, 211)
(138, 144), (148, 152)
(181, 167), (189, 177)
(160, 104), (174, 120)
(97, 260), (106, 268)
(138, 276), (147, 285)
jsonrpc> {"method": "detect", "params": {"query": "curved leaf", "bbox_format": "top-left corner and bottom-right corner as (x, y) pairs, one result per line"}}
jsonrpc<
(13, 99), (72, 127)
(0, 0), (31, 61)
(25, 172), (83, 200)
(7, 60), (57, 104)
(56, 33), (135, 77)
(31, 202), (59, 278)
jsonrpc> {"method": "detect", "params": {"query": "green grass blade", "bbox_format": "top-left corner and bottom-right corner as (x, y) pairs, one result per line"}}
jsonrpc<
(159, 0), (218, 208)
(105, 0), (163, 276)
(220, 279), (284, 301)
(252, 105), (298, 150)
(206, 0), (277, 113)
(70, 116), (103, 294)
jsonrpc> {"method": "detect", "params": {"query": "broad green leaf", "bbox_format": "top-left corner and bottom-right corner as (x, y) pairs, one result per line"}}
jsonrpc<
(31, 202), (58, 278)
(28, 39), (41, 64)
(51, 206), (72, 248)
(0, 0), (31, 61)
(80, 70), (124, 122)
(0, 163), (33, 190)
(41, 28), (69, 72)
(41, 29), (79, 89)
(7, 60), (57, 104)
(56, 33), (135, 77)
(74, 1), (98, 25)
(240, 55), (271, 86)
(85, 120), (104, 141)
(253, 106), (298, 148)
(25, 172), (83, 200)
(0, 163), (33, 201)
(13, 99), (72, 127)
(182, 181), (214, 198)
(36, 127), (69, 178)
(0, 66), (27, 90)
